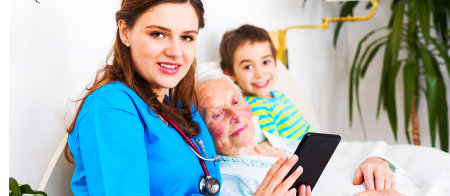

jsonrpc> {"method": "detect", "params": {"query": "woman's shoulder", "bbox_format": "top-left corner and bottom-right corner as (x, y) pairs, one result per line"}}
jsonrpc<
(94, 81), (134, 97)
(81, 81), (144, 115)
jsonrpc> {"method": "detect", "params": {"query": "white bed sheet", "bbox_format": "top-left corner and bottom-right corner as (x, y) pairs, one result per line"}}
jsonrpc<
(314, 141), (450, 196)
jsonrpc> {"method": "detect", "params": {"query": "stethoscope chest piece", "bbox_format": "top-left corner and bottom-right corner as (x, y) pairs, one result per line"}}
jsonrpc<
(199, 175), (220, 195)
(160, 109), (220, 195)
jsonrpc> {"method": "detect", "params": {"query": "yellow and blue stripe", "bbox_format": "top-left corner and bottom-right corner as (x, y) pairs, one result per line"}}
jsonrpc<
(245, 91), (315, 140)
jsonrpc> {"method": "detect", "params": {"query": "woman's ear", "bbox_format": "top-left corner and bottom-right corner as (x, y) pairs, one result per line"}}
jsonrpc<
(118, 20), (131, 47)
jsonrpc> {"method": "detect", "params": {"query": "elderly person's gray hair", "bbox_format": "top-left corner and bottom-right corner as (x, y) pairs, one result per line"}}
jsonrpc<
(196, 64), (241, 92)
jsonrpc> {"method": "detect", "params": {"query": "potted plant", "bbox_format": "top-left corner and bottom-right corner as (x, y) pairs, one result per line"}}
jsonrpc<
(9, 177), (47, 196)
(335, 0), (449, 151)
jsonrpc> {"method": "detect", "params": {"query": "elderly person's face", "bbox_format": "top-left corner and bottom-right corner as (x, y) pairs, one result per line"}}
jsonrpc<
(197, 78), (255, 155)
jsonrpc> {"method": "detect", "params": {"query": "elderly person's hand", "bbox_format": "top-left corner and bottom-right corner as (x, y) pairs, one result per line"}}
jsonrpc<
(353, 157), (396, 191)
(354, 189), (406, 196)
(254, 154), (311, 196)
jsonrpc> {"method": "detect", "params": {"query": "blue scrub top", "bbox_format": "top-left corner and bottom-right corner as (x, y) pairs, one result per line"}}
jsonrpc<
(68, 81), (221, 195)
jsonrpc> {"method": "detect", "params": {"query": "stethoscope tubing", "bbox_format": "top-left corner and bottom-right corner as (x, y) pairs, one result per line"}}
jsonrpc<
(160, 112), (210, 176)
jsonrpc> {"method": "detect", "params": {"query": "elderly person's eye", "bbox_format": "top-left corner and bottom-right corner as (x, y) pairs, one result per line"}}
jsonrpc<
(212, 111), (223, 120)
(232, 99), (239, 105)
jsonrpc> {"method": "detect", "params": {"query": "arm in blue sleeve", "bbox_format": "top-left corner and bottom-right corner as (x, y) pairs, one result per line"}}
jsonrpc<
(78, 107), (150, 196)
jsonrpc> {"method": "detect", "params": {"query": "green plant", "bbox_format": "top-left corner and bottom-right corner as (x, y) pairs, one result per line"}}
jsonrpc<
(9, 177), (47, 196)
(336, 0), (449, 151)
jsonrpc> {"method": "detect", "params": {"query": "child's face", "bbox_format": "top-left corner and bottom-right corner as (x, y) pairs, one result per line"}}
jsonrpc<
(230, 41), (276, 98)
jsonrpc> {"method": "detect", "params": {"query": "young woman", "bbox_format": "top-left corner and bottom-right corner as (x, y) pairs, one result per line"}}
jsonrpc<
(65, 0), (309, 195)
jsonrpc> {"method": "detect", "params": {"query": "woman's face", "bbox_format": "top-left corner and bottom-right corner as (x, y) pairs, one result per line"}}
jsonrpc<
(197, 78), (255, 155)
(119, 3), (199, 97)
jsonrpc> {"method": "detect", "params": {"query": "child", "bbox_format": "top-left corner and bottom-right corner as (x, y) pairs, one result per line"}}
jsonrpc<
(219, 24), (315, 140)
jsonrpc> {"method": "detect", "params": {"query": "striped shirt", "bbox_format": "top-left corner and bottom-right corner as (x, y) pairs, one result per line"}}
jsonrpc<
(245, 90), (315, 140)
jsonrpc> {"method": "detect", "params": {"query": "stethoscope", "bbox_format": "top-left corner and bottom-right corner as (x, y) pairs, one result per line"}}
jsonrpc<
(160, 111), (221, 195)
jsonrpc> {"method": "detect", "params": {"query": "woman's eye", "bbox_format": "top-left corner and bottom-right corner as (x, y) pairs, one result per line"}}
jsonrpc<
(150, 32), (165, 38)
(212, 112), (222, 120)
(263, 60), (271, 65)
(181, 35), (194, 42)
(244, 65), (253, 70)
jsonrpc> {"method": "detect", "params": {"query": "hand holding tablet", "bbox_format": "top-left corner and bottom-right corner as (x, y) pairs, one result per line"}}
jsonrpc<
(284, 133), (341, 194)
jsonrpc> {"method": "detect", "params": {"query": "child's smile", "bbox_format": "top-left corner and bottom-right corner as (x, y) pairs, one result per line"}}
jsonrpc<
(252, 79), (270, 88)
(231, 41), (276, 98)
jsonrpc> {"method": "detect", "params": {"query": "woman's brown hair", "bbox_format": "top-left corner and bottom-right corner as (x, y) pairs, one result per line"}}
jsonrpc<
(65, 0), (205, 163)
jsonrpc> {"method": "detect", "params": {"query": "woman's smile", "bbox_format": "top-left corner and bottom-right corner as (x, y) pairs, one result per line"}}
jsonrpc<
(158, 62), (181, 75)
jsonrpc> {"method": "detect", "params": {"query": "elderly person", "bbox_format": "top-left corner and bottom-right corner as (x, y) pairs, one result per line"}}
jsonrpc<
(195, 73), (404, 196)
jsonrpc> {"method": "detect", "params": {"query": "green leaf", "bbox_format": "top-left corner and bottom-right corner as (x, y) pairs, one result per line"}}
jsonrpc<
(403, 61), (418, 144)
(427, 0), (436, 17)
(333, 1), (358, 48)
(434, 12), (449, 48)
(334, 22), (344, 49)
(418, 43), (439, 147)
(430, 37), (450, 79)
(19, 184), (47, 196)
(388, 0), (403, 28)
(353, 36), (387, 140)
(378, 1), (405, 119)
(437, 81), (449, 152)
(361, 39), (388, 77)
(357, 36), (386, 75)
(432, 0), (449, 48)
(378, 46), (391, 118)
(425, 77), (439, 147)
(389, 2), (405, 63)
(9, 178), (19, 196)
(349, 40), (361, 126)
(408, 0), (418, 16)
(391, 0), (402, 11)
(349, 27), (384, 126)
(430, 52), (449, 152)
(385, 61), (402, 141)
(416, 0), (431, 43)
(365, 1), (372, 9)
(349, 61), (355, 126)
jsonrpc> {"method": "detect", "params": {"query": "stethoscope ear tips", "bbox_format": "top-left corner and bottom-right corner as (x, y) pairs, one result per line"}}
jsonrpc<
(213, 155), (222, 162)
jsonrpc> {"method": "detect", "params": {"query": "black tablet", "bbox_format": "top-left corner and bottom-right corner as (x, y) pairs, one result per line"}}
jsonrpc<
(284, 132), (341, 193)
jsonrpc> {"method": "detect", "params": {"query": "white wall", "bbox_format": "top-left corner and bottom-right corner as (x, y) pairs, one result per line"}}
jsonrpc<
(2, 0), (10, 192)
(10, 0), (121, 188)
(10, 0), (449, 189)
